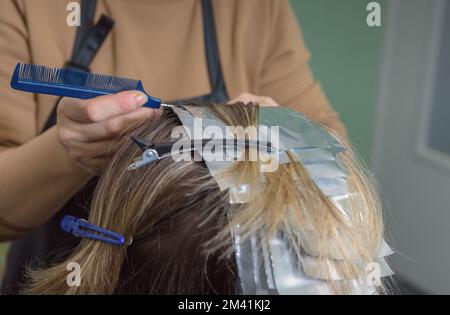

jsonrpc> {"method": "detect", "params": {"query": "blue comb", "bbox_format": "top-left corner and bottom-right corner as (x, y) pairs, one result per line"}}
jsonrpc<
(60, 215), (126, 247)
(10, 63), (164, 108)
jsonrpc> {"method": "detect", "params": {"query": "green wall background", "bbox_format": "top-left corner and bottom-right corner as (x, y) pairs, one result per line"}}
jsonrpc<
(291, 0), (386, 162)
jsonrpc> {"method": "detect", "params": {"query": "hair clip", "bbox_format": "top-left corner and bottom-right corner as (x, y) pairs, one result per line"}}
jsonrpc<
(128, 136), (276, 170)
(60, 215), (127, 247)
(131, 136), (151, 152)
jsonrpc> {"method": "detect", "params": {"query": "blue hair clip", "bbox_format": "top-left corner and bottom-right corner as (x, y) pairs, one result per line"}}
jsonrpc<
(60, 215), (127, 247)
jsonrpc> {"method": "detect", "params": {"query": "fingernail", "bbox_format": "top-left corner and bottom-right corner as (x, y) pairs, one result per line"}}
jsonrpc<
(134, 92), (148, 107)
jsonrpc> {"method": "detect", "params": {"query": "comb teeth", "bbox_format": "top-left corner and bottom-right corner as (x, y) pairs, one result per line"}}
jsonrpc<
(17, 63), (140, 93)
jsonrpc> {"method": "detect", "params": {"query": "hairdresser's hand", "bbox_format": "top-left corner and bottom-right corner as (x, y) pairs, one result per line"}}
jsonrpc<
(229, 92), (279, 107)
(57, 91), (156, 175)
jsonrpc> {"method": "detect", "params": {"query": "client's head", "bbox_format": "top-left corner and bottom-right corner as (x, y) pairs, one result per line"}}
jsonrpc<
(24, 102), (392, 295)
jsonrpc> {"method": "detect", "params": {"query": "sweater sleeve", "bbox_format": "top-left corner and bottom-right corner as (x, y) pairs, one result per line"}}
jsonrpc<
(0, 1), (92, 239)
(0, 0), (36, 149)
(259, 0), (347, 138)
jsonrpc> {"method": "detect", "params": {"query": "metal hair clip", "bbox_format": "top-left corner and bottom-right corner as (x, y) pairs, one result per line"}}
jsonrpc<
(128, 136), (276, 171)
(60, 215), (127, 247)
(127, 136), (173, 170)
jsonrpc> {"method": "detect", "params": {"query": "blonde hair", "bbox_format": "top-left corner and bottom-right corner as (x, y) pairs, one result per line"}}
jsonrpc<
(24, 103), (390, 294)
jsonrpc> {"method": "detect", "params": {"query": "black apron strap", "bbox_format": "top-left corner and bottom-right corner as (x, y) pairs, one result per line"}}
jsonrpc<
(67, 15), (114, 72)
(201, 0), (228, 103)
(42, 6), (114, 132)
(201, 0), (222, 93)
(172, 0), (229, 105)
(71, 0), (98, 63)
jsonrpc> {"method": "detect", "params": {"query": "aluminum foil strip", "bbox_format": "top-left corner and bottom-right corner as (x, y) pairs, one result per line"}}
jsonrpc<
(269, 233), (390, 295)
(257, 107), (345, 152)
(172, 106), (349, 199)
(301, 255), (395, 281)
(230, 179), (348, 206)
(232, 224), (277, 294)
(171, 106), (394, 294)
(226, 171), (349, 205)
(303, 160), (348, 179)
(232, 222), (393, 295)
(306, 118), (346, 154)
(313, 178), (349, 197)
(174, 106), (345, 155)
(278, 147), (337, 164)
(280, 193), (394, 261)
(297, 225), (394, 261)
(213, 163), (349, 199)
(331, 193), (360, 222)
(229, 185), (251, 204)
